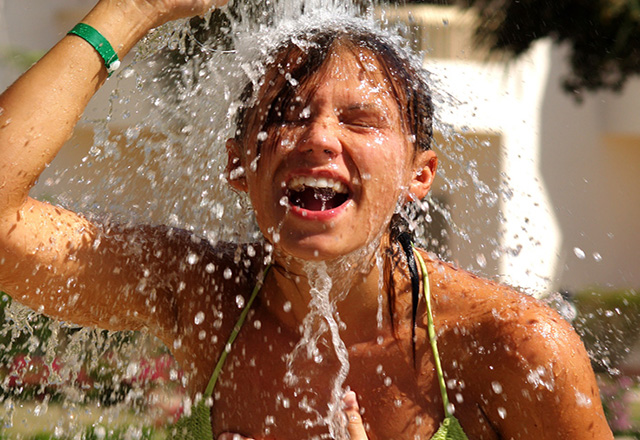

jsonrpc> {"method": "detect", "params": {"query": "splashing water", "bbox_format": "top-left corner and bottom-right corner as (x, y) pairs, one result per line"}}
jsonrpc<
(11, 0), (534, 436)
(283, 262), (351, 439)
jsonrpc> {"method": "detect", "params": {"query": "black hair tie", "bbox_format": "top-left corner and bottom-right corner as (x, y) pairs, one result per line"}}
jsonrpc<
(396, 231), (421, 365)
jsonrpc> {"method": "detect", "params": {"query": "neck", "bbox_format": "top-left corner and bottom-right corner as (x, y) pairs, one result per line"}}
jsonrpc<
(262, 235), (394, 343)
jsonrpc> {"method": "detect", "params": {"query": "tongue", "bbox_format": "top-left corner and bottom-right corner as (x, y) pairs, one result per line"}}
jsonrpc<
(289, 187), (344, 211)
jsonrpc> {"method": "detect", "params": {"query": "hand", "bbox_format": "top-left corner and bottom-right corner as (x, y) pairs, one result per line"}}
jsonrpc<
(343, 391), (369, 440)
(125, 0), (231, 28)
(217, 434), (253, 440)
(216, 392), (369, 440)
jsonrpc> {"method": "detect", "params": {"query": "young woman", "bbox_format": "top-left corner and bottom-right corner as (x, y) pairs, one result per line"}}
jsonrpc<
(0, 0), (613, 439)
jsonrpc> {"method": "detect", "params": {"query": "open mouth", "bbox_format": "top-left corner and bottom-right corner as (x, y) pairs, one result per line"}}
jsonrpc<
(286, 176), (350, 211)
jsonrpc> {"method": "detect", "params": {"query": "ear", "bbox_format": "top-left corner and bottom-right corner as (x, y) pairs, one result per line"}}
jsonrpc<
(225, 138), (248, 193)
(406, 150), (437, 202)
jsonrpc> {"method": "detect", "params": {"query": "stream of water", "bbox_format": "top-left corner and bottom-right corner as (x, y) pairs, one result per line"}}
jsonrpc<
(0, 0), (548, 437)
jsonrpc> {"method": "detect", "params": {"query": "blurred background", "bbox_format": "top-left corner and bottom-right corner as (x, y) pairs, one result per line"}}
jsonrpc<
(1, 0), (639, 438)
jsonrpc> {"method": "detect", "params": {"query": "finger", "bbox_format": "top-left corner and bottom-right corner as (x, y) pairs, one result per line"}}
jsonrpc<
(343, 391), (368, 440)
(217, 433), (254, 440)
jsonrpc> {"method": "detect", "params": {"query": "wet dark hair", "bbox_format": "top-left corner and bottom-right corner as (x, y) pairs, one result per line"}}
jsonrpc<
(234, 26), (435, 361)
(234, 24), (434, 154)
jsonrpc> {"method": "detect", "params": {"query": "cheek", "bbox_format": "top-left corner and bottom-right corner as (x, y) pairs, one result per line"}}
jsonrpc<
(365, 139), (412, 180)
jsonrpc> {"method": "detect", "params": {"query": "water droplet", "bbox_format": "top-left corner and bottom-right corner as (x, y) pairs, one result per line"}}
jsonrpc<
(573, 247), (586, 259)
(33, 402), (48, 416)
(575, 391), (592, 407)
(173, 338), (182, 349)
(283, 301), (292, 312)
(497, 407), (507, 419)
(250, 155), (260, 172)
(282, 397), (290, 408)
(194, 311), (205, 325)
(257, 131), (268, 142)
(491, 381), (503, 394)
(236, 295), (245, 308)
(223, 268), (232, 279)
(254, 319), (262, 329)
(394, 399), (402, 407)
(376, 364), (384, 374)
(121, 67), (135, 78)
(384, 377), (392, 387)
(206, 263), (216, 273)
(94, 426), (106, 439)
(593, 252), (602, 262)
(198, 330), (206, 340)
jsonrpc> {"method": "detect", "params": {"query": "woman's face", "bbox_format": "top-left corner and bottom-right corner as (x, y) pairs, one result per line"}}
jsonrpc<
(229, 44), (436, 261)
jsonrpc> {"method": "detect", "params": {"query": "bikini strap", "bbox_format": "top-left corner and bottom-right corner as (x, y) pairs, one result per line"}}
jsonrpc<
(203, 264), (272, 398)
(413, 249), (451, 418)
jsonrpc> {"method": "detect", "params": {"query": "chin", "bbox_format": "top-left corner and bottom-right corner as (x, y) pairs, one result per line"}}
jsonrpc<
(272, 232), (383, 266)
(276, 239), (349, 262)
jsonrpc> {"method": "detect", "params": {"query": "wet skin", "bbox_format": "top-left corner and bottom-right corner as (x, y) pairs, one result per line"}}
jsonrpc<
(227, 44), (436, 263)
(0, 1), (613, 438)
(160, 238), (609, 440)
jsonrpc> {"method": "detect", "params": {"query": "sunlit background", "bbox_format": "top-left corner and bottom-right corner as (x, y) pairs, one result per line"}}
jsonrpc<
(1, 0), (639, 438)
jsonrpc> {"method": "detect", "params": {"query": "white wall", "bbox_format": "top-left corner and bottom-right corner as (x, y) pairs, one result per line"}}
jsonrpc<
(429, 41), (563, 293)
(539, 46), (640, 292)
(431, 38), (640, 293)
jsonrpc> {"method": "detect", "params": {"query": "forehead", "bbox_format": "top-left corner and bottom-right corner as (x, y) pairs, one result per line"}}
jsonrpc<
(261, 41), (398, 106)
(310, 44), (393, 89)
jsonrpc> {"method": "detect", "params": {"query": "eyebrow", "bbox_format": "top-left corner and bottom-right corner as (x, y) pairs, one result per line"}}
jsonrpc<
(344, 103), (384, 112)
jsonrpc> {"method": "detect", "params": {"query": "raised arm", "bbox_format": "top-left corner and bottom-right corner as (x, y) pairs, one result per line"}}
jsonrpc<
(0, 0), (226, 335)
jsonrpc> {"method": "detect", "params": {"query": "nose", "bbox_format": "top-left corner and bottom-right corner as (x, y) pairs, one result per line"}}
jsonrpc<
(296, 118), (342, 160)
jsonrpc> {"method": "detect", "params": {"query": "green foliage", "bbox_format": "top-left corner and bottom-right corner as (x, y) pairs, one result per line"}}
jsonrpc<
(0, 292), (53, 358)
(0, 292), (144, 405)
(572, 288), (640, 372)
(0, 47), (44, 72)
(0, 425), (161, 440)
(459, 0), (640, 96)
(386, 0), (640, 96)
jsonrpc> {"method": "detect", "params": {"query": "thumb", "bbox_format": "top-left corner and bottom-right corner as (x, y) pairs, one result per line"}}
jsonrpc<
(343, 391), (368, 440)
(217, 433), (254, 440)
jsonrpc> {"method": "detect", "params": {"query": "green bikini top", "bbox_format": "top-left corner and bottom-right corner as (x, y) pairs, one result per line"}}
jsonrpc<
(171, 265), (271, 440)
(172, 252), (469, 440)
(414, 249), (469, 440)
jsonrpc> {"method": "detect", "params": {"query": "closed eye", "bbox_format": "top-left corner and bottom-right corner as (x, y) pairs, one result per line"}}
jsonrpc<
(282, 103), (311, 125)
(339, 107), (389, 129)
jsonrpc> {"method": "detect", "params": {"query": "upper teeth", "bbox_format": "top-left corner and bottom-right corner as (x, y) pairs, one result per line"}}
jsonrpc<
(288, 176), (348, 193)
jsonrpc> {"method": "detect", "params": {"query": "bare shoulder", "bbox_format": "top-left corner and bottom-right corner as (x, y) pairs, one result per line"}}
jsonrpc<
(426, 255), (577, 345)
(108, 223), (267, 324)
(423, 255), (613, 439)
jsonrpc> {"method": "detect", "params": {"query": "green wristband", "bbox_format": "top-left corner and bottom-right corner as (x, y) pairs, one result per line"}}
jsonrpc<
(68, 23), (120, 77)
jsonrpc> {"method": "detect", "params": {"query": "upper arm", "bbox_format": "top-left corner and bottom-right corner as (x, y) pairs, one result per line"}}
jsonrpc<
(0, 197), (206, 338)
(472, 306), (613, 440)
